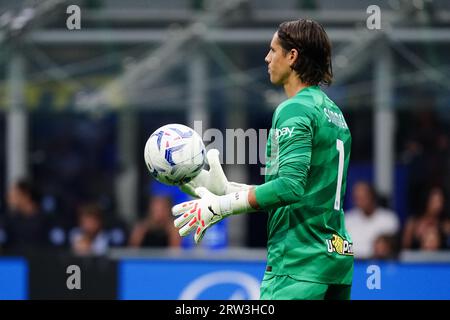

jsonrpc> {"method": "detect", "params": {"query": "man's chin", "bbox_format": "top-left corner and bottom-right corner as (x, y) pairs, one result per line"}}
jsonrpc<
(268, 76), (279, 85)
(270, 78), (282, 86)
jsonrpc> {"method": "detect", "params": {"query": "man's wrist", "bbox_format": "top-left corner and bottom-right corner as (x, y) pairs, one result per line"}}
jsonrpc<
(219, 190), (252, 216)
(225, 182), (252, 194)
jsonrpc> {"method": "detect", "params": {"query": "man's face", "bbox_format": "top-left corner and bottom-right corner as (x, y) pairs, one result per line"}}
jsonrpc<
(427, 188), (444, 216)
(148, 197), (171, 224)
(7, 186), (26, 211)
(265, 32), (294, 85)
(80, 215), (101, 236)
(352, 183), (374, 214)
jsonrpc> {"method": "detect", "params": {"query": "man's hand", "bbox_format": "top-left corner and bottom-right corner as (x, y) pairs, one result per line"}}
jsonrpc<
(172, 187), (231, 244)
(173, 186), (254, 244)
(180, 149), (251, 198)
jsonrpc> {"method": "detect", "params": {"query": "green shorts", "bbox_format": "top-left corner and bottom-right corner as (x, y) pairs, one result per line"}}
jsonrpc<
(260, 274), (352, 300)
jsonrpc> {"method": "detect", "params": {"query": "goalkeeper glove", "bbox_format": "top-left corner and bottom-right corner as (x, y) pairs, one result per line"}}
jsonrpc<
(180, 149), (252, 197)
(172, 187), (252, 244)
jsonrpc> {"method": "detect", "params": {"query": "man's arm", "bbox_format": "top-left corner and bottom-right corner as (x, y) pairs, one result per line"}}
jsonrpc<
(172, 122), (311, 244)
(173, 103), (315, 243)
(253, 108), (314, 210)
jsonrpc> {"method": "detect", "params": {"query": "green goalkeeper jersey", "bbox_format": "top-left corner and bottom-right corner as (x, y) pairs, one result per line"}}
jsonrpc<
(255, 85), (354, 285)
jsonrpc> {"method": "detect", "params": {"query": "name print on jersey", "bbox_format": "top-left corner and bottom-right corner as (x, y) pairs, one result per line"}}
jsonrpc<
(323, 108), (348, 129)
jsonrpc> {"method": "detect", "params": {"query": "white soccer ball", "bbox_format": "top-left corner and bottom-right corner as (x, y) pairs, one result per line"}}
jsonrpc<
(144, 124), (206, 186)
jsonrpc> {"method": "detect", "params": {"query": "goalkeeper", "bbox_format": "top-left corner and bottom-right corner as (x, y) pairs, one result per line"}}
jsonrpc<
(173, 19), (354, 300)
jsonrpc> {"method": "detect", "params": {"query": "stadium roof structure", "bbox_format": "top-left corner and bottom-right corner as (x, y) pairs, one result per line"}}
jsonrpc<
(1, 0), (449, 109)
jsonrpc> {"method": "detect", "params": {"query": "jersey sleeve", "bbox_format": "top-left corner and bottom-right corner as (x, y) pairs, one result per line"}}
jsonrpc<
(255, 103), (316, 210)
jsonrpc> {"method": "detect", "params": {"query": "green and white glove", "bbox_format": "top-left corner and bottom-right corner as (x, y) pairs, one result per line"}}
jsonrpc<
(172, 187), (252, 244)
(180, 149), (252, 198)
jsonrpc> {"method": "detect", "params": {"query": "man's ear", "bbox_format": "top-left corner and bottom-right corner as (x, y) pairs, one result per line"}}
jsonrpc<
(289, 48), (299, 68)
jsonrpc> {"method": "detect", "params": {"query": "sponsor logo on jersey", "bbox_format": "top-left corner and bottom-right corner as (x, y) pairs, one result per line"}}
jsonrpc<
(273, 127), (295, 140)
(326, 234), (353, 256)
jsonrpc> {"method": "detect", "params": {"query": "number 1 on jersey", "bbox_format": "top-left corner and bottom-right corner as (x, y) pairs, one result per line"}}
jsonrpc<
(334, 139), (345, 211)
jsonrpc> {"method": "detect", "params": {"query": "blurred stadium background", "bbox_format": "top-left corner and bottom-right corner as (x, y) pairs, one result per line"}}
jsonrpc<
(0, 0), (450, 299)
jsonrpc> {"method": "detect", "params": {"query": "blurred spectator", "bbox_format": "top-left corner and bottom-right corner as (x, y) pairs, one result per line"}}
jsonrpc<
(402, 110), (450, 217)
(419, 226), (444, 251)
(69, 203), (110, 255)
(402, 187), (450, 250)
(2, 180), (49, 252)
(372, 234), (399, 260)
(345, 181), (400, 259)
(129, 196), (180, 248)
(444, 217), (450, 248)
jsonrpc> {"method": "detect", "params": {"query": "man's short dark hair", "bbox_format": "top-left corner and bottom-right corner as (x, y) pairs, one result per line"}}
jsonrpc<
(277, 19), (333, 86)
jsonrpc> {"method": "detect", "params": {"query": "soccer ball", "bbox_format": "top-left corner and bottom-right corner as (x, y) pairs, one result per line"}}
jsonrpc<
(144, 124), (206, 186)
